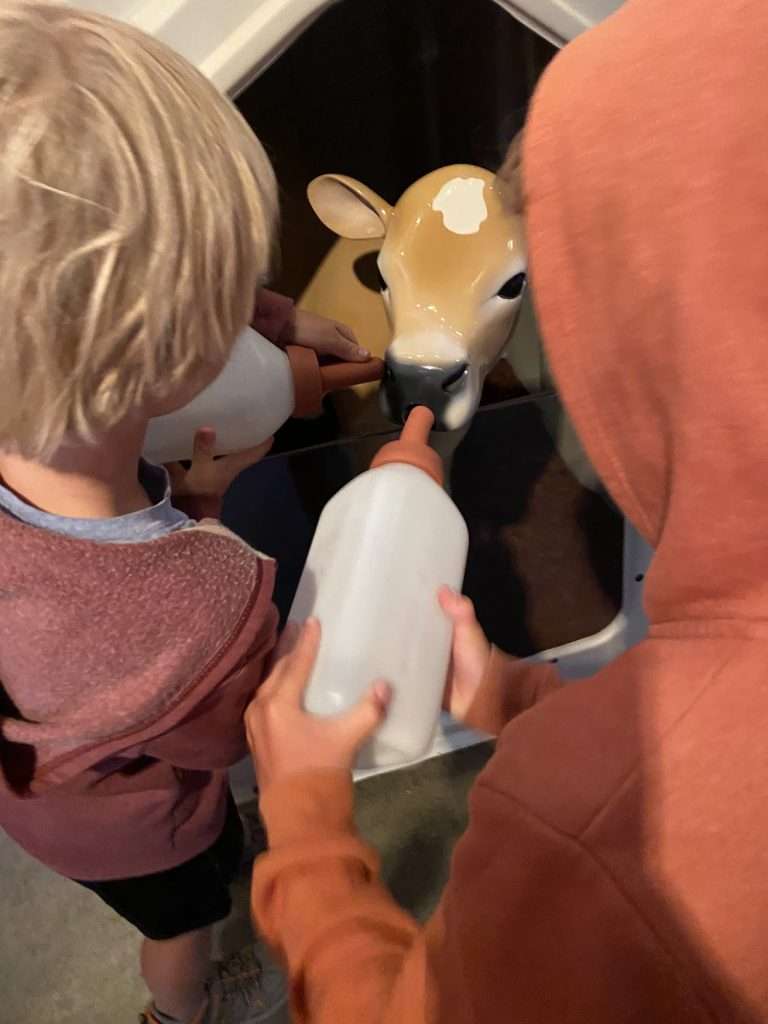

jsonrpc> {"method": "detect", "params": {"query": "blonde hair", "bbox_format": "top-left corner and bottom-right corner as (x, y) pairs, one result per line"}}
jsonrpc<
(0, 1), (278, 459)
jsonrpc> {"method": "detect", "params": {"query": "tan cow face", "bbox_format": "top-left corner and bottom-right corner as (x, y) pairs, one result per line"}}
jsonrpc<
(308, 164), (526, 431)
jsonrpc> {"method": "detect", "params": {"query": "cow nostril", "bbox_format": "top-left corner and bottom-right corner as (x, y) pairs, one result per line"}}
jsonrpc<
(442, 363), (469, 394)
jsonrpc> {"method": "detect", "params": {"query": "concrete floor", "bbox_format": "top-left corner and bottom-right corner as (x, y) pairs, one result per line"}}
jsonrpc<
(0, 744), (492, 1022)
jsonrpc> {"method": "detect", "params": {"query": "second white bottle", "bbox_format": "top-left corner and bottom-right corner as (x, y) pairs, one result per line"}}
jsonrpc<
(144, 325), (383, 464)
(289, 406), (469, 770)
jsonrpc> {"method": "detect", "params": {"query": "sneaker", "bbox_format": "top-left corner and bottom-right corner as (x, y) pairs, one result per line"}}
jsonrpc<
(208, 944), (287, 1024)
(139, 1001), (208, 1024)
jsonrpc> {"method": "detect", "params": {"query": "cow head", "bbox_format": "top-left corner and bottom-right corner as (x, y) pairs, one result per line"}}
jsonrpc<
(308, 164), (526, 431)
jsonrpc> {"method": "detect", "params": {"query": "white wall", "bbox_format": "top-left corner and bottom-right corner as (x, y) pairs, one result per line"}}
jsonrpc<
(494, 0), (624, 44)
(71, 0), (627, 93)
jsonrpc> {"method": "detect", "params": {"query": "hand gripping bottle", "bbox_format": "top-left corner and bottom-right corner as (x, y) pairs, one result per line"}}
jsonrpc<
(289, 406), (469, 769)
(144, 325), (384, 463)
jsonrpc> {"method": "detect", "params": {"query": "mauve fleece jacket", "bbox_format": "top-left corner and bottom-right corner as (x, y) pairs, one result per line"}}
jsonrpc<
(0, 289), (292, 880)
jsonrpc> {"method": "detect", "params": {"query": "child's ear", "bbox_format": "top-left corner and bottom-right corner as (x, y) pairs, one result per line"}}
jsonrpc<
(308, 174), (393, 240)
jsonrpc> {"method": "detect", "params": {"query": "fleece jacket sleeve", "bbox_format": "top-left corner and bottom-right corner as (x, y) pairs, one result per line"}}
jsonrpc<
(251, 768), (701, 1024)
(252, 289), (295, 348)
(143, 604), (277, 771)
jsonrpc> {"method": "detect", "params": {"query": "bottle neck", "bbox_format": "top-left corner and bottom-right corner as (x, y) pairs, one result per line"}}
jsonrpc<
(370, 407), (443, 485)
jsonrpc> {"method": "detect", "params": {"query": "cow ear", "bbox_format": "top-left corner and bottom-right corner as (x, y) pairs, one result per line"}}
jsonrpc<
(308, 174), (392, 240)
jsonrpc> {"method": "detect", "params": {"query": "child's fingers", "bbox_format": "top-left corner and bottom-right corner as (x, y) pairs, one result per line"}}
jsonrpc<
(371, 680), (392, 713)
(333, 679), (391, 748)
(278, 619), (321, 700)
(438, 586), (476, 624)
(329, 324), (370, 362)
(260, 621), (308, 697)
(219, 437), (274, 478)
(442, 666), (456, 712)
(192, 427), (217, 461)
(335, 321), (357, 343)
(164, 461), (185, 489)
(438, 585), (460, 612)
(274, 621), (301, 662)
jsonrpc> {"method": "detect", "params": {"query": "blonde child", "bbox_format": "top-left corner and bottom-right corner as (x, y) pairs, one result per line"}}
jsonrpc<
(0, 4), (366, 1022)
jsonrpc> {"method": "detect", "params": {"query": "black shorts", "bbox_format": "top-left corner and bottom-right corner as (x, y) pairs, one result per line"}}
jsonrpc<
(74, 793), (244, 941)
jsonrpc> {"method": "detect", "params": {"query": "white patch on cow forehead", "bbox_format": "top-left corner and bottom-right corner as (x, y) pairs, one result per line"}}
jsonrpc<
(431, 177), (488, 235)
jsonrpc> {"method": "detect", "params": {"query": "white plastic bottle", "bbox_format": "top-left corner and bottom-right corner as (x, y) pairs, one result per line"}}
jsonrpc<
(289, 406), (469, 770)
(144, 325), (383, 464)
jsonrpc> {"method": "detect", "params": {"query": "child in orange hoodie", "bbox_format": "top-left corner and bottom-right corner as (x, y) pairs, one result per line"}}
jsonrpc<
(244, 0), (768, 1021)
(0, 4), (369, 1024)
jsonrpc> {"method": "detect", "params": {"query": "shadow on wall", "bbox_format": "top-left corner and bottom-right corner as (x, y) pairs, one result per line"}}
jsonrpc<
(450, 396), (622, 655)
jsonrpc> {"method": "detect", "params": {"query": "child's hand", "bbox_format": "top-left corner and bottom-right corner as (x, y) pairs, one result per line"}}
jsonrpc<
(439, 587), (492, 722)
(245, 619), (390, 789)
(286, 309), (370, 363)
(166, 427), (273, 499)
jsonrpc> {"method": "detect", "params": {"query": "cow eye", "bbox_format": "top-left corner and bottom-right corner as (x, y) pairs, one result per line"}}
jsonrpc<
(377, 266), (389, 292)
(497, 272), (527, 300)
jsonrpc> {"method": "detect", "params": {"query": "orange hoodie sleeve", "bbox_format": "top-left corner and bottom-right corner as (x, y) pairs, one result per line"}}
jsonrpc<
(461, 647), (562, 736)
(250, 661), (578, 1024)
(252, 732), (701, 1023)
(252, 771), (422, 1023)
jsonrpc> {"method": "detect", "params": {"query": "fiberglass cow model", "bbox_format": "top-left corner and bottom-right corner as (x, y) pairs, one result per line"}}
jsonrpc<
(308, 164), (527, 467)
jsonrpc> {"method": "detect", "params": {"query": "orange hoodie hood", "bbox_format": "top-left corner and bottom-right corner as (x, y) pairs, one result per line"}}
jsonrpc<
(523, 0), (768, 631)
